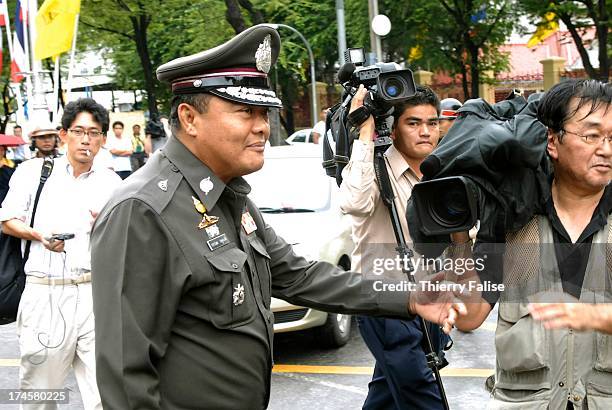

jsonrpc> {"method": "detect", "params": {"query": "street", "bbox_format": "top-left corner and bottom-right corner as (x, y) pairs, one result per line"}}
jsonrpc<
(0, 308), (497, 409)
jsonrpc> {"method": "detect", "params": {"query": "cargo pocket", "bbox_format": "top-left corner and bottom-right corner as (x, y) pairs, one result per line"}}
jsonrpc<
(207, 247), (255, 329)
(587, 333), (612, 409)
(495, 302), (550, 391)
(249, 237), (271, 309)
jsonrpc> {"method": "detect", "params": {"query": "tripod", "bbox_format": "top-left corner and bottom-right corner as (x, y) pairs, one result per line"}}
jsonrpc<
(370, 114), (450, 410)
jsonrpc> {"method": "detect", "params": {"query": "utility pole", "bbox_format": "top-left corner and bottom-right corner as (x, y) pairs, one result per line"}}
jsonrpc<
(367, 0), (382, 63)
(336, 0), (347, 64)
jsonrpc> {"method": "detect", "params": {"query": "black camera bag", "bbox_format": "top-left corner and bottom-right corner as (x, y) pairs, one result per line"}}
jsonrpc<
(0, 158), (53, 324)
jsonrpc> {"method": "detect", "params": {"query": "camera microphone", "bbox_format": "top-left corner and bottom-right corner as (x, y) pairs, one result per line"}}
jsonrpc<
(337, 63), (356, 84)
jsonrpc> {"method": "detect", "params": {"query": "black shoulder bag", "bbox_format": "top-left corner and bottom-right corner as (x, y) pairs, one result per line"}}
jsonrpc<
(0, 158), (54, 324)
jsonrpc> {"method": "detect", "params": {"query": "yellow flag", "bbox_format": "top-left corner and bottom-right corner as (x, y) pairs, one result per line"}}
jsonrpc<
(527, 12), (559, 48)
(408, 45), (423, 62)
(35, 0), (81, 60)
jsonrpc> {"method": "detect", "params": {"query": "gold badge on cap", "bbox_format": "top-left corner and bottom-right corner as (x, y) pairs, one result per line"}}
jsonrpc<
(233, 283), (245, 306)
(255, 35), (272, 74)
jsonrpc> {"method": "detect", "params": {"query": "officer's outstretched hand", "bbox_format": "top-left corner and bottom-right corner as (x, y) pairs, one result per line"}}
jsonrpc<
(409, 272), (467, 334)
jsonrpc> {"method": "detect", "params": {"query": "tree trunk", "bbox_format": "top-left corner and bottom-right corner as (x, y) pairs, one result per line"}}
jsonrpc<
(596, 0), (609, 81)
(560, 13), (598, 80)
(466, 39), (480, 98)
(225, 0), (247, 33)
(460, 63), (470, 100)
(131, 14), (158, 117)
(237, 0), (263, 24)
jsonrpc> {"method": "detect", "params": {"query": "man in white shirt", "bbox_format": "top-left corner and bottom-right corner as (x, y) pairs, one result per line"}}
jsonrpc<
(0, 98), (122, 410)
(106, 121), (133, 179)
(311, 108), (328, 144)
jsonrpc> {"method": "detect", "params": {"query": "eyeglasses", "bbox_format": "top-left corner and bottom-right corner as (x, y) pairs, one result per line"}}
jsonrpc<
(68, 128), (103, 139)
(562, 129), (612, 145)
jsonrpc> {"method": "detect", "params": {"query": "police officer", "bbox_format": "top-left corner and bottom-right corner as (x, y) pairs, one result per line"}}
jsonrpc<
(438, 97), (462, 139)
(90, 24), (465, 409)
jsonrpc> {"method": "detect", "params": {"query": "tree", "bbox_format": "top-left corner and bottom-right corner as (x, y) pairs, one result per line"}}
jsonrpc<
(520, 0), (610, 82)
(79, 0), (232, 115)
(393, 0), (515, 99)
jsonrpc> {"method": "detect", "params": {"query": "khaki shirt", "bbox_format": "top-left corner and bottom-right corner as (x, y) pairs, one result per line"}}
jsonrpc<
(91, 136), (413, 409)
(339, 140), (420, 277)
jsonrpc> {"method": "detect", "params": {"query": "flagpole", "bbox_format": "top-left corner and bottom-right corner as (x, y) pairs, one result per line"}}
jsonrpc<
(65, 13), (79, 103)
(52, 56), (60, 122)
(1, 0), (24, 127)
(28, 0), (49, 124)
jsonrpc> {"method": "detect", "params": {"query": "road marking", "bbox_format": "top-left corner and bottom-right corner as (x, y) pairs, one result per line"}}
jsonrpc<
(2, 359), (494, 378)
(273, 365), (493, 378)
(277, 373), (367, 395)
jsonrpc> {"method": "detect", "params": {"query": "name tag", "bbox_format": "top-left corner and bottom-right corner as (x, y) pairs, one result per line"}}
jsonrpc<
(207, 233), (229, 251)
(241, 211), (258, 235)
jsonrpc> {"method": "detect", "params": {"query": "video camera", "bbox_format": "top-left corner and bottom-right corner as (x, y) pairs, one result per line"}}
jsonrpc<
(406, 92), (551, 257)
(322, 48), (416, 186)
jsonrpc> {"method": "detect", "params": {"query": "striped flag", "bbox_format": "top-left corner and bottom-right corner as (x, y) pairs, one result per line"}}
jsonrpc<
(11, 0), (27, 82)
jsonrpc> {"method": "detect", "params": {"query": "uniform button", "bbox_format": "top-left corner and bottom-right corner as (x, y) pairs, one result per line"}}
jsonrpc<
(573, 395), (581, 401)
(231, 263), (239, 269)
(558, 382), (564, 387)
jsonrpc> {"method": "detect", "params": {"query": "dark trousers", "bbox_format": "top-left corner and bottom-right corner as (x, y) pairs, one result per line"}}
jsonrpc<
(357, 316), (447, 410)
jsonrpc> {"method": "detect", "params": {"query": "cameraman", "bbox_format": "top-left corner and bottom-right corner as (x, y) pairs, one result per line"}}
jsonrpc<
(339, 84), (448, 410)
(0, 98), (122, 409)
(448, 79), (612, 408)
(144, 113), (170, 154)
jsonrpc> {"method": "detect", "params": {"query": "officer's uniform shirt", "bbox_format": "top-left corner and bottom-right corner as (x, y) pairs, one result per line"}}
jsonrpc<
(91, 135), (413, 409)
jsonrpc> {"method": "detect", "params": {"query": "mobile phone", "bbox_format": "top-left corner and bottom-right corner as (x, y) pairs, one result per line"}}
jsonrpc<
(49, 233), (75, 241)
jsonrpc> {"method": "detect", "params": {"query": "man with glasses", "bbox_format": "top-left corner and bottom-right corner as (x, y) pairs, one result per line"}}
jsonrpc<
(339, 85), (449, 410)
(448, 79), (612, 408)
(0, 98), (121, 409)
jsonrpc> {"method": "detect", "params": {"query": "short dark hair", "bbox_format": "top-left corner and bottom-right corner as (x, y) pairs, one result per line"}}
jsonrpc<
(61, 98), (110, 133)
(112, 121), (124, 129)
(14, 125), (21, 130)
(392, 86), (440, 127)
(169, 94), (211, 133)
(537, 79), (611, 140)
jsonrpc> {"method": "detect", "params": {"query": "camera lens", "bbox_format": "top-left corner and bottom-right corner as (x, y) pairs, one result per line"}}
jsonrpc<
(429, 186), (469, 228)
(382, 77), (405, 98)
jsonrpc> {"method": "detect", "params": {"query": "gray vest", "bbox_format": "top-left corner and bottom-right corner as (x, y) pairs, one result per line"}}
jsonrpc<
(492, 215), (612, 409)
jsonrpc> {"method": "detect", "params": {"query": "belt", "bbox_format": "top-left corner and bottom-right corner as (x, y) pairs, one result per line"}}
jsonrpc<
(26, 272), (92, 286)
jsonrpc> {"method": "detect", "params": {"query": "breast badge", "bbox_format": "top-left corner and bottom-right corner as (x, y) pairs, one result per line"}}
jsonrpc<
(233, 283), (245, 306)
(192, 196), (219, 229)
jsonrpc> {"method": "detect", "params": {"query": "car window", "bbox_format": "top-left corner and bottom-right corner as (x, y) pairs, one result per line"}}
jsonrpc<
(247, 154), (331, 211)
(292, 134), (305, 143)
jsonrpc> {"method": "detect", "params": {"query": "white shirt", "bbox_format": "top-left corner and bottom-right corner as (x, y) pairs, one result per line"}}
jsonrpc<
(312, 120), (326, 137)
(0, 156), (122, 277)
(105, 134), (132, 172)
(94, 147), (115, 170)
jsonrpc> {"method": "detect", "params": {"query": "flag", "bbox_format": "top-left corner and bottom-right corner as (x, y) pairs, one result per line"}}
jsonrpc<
(0, 0), (7, 26)
(0, 28), (3, 72)
(527, 12), (559, 48)
(35, 0), (81, 60)
(11, 0), (27, 82)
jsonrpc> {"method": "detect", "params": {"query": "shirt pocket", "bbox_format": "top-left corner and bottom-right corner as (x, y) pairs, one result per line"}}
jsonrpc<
(248, 236), (272, 309)
(206, 247), (255, 329)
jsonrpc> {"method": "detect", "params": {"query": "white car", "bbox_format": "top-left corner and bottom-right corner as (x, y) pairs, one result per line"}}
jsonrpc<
(285, 128), (315, 144)
(245, 144), (355, 347)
